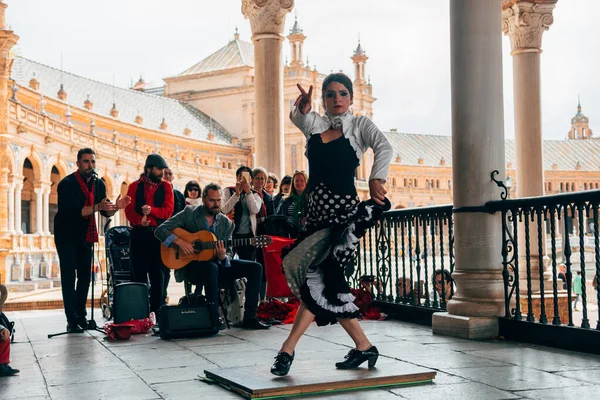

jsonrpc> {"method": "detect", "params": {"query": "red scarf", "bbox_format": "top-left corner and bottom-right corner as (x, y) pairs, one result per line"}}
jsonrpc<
(140, 174), (159, 189)
(74, 171), (98, 243)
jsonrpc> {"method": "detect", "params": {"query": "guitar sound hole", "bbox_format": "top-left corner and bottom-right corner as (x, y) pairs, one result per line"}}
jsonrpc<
(192, 241), (204, 253)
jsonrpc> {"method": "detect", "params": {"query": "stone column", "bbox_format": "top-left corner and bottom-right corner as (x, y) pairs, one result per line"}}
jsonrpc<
(34, 187), (43, 234)
(14, 181), (22, 234)
(7, 180), (14, 233)
(42, 184), (50, 235)
(432, 0), (506, 339)
(242, 0), (294, 179)
(503, 1), (556, 291)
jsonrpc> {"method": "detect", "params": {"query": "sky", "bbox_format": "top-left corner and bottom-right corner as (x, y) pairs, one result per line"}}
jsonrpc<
(6, 0), (600, 140)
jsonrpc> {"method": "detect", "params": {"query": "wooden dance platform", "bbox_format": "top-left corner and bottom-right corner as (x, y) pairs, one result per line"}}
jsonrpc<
(203, 359), (436, 399)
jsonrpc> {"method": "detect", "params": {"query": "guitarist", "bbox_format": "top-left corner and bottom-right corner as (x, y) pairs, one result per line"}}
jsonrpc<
(155, 183), (270, 330)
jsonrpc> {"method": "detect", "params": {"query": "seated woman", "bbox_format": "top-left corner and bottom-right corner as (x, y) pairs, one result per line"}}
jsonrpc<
(0, 284), (19, 377)
(184, 180), (202, 206)
(273, 175), (292, 214)
(277, 171), (308, 230)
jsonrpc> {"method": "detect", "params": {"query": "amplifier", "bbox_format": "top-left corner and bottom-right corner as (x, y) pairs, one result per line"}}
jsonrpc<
(159, 304), (220, 340)
(114, 282), (149, 324)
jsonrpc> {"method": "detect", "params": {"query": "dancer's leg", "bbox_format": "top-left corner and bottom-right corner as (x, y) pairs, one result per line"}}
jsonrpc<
(280, 302), (314, 354)
(337, 318), (372, 351)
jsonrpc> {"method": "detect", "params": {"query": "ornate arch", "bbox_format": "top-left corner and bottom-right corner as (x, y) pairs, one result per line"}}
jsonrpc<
(17, 147), (44, 182)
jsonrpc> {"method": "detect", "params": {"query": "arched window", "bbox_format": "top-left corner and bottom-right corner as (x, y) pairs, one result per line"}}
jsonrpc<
(436, 179), (440, 189)
(571, 182), (575, 192)
(413, 178), (418, 188)
(584, 183), (588, 190)
(560, 182), (564, 192)
(596, 183), (599, 189)
(403, 178), (408, 187)
(392, 177), (397, 187)
(425, 179), (430, 189)
(228, 162), (232, 169)
(548, 182), (552, 192)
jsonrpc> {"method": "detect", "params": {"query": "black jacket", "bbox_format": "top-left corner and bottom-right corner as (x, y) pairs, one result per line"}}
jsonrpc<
(54, 173), (109, 245)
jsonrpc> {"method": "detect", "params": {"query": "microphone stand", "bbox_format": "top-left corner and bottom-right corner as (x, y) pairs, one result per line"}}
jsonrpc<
(86, 171), (106, 334)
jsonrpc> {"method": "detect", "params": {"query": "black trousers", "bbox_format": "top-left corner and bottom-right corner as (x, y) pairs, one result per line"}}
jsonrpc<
(162, 265), (171, 305)
(129, 227), (165, 314)
(185, 259), (262, 318)
(56, 240), (92, 322)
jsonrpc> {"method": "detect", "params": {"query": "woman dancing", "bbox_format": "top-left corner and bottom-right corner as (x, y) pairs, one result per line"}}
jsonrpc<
(271, 73), (393, 376)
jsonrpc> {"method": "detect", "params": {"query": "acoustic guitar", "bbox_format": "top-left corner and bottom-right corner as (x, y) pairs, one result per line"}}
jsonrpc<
(161, 228), (273, 270)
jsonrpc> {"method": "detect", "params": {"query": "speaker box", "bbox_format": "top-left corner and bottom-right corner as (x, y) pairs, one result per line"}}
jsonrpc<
(159, 304), (220, 340)
(114, 282), (149, 323)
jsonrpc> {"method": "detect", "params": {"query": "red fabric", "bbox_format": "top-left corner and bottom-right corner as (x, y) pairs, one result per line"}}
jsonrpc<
(257, 298), (300, 324)
(262, 236), (296, 298)
(74, 170), (98, 243)
(124, 178), (174, 227)
(255, 190), (268, 223)
(103, 318), (153, 341)
(0, 336), (9, 364)
(350, 287), (384, 320)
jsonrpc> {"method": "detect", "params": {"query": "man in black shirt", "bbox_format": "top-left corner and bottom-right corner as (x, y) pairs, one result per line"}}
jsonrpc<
(54, 148), (131, 332)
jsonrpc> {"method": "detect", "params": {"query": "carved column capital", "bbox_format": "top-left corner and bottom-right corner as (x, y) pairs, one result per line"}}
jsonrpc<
(242, 0), (294, 39)
(502, 1), (557, 54)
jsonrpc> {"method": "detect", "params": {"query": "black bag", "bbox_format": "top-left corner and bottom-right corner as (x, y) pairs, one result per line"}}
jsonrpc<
(0, 312), (15, 343)
(159, 300), (221, 340)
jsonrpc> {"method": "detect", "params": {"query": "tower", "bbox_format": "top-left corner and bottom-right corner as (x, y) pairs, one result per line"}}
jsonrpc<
(0, 0), (18, 135)
(568, 98), (593, 140)
(351, 38), (368, 85)
(287, 15), (306, 68)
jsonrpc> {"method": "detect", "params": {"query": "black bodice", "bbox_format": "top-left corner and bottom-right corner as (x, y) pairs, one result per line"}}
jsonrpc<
(306, 134), (359, 197)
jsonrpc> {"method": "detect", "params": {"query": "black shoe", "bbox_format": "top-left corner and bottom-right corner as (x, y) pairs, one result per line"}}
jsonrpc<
(66, 321), (84, 333)
(0, 364), (19, 377)
(76, 317), (88, 330)
(240, 317), (270, 330)
(270, 351), (294, 376)
(335, 346), (379, 369)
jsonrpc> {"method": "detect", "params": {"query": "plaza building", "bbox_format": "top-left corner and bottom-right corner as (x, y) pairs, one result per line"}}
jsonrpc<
(0, 1), (599, 296)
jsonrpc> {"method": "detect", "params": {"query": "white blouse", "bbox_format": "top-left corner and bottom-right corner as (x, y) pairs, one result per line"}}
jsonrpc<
(290, 106), (393, 182)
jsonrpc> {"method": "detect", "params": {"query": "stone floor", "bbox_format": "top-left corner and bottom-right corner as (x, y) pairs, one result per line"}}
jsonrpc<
(1, 309), (599, 400)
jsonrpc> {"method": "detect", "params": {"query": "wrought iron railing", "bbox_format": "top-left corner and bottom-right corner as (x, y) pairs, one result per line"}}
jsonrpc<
(350, 204), (454, 311)
(350, 190), (600, 334)
(486, 190), (600, 331)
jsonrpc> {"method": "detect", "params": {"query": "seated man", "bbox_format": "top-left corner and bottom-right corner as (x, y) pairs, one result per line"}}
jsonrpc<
(155, 182), (269, 330)
(433, 269), (454, 303)
(0, 284), (19, 377)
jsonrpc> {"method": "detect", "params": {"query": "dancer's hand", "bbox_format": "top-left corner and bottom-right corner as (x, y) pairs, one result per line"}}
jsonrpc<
(295, 84), (313, 115)
(369, 179), (387, 206)
(0, 328), (9, 341)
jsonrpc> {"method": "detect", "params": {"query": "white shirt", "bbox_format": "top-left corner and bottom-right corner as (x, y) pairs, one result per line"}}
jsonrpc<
(290, 106), (393, 182)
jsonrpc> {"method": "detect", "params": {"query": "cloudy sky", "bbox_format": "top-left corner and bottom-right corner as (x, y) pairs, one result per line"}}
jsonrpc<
(7, 0), (599, 140)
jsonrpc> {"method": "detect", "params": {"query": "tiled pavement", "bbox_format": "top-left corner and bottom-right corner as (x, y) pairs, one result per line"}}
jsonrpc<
(1, 309), (599, 400)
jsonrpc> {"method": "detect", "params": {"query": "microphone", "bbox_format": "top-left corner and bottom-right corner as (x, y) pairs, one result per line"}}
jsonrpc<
(90, 169), (98, 179)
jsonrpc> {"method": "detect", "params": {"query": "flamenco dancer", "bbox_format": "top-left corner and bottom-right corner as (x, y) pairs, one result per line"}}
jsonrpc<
(271, 73), (393, 376)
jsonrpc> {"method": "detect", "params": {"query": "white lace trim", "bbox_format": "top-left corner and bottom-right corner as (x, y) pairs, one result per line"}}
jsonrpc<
(305, 269), (359, 314)
(302, 110), (363, 163)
